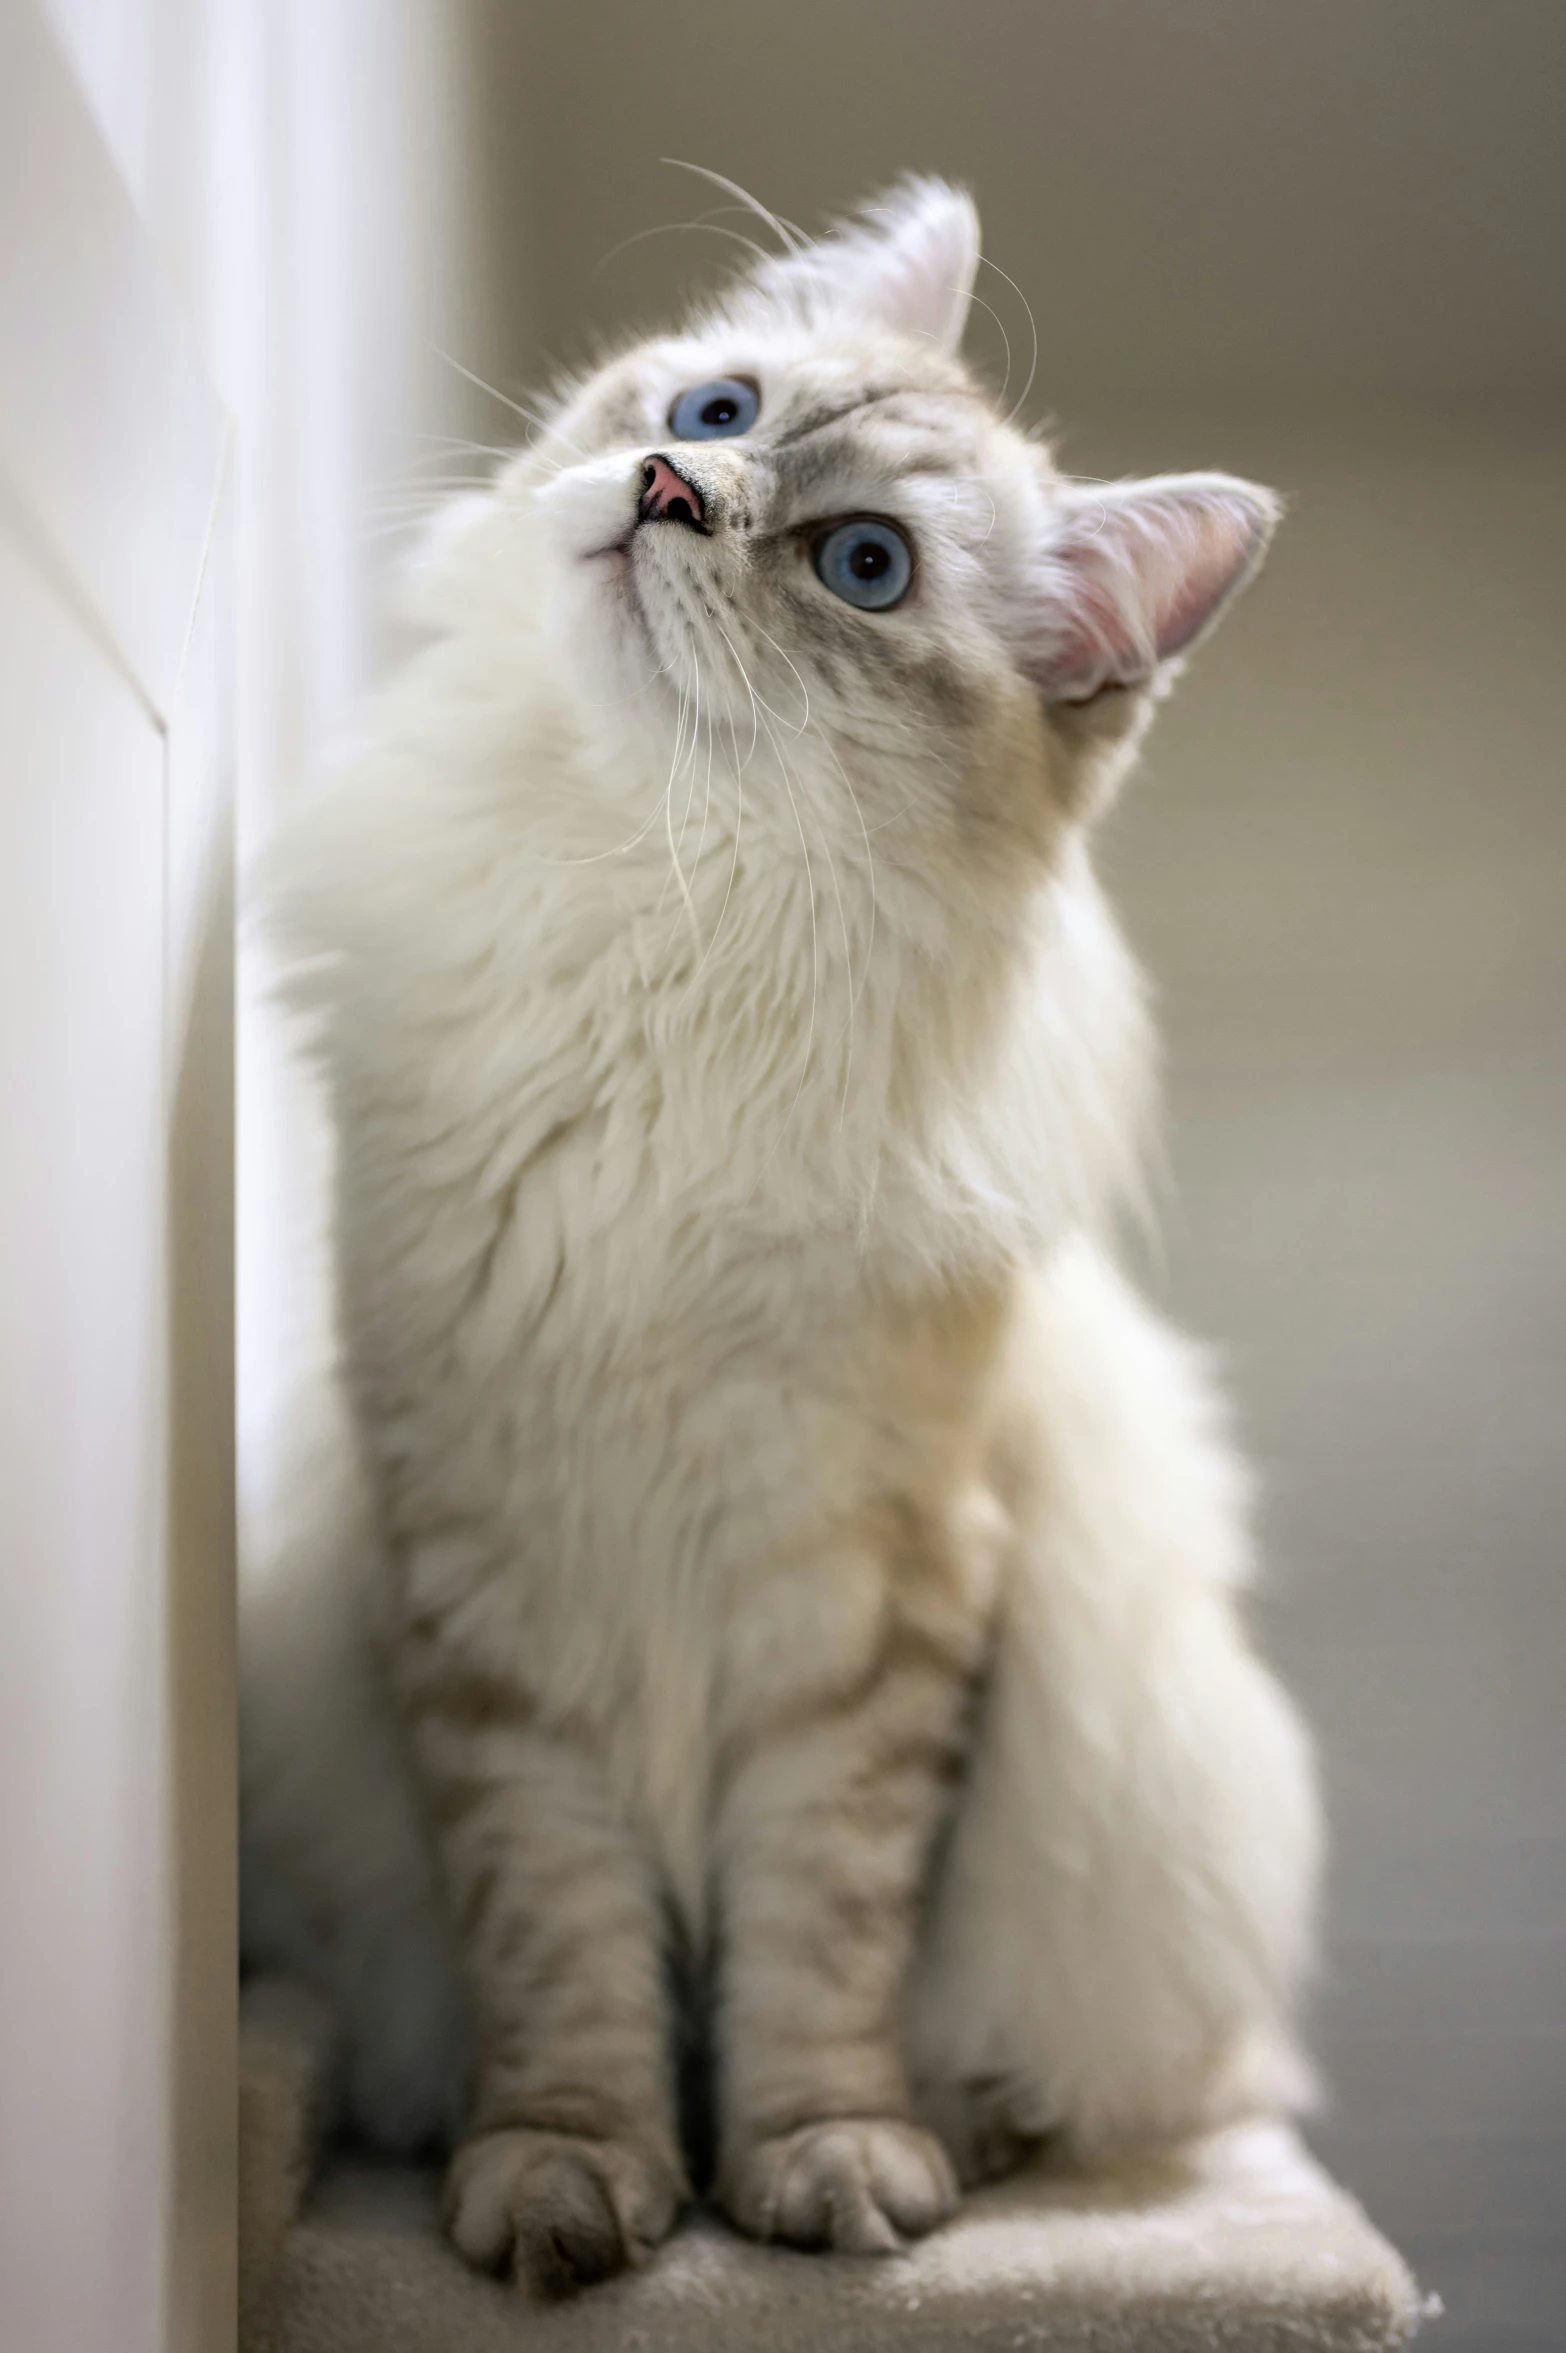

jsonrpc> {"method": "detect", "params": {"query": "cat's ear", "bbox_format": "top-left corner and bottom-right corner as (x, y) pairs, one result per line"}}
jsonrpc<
(1029, 474), (1280, 705)
(740, 178), (979, 355)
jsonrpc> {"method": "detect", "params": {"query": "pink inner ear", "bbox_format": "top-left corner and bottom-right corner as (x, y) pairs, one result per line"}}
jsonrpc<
(1151, 504), (1264, 659)
(1037, 479), (1275, 702)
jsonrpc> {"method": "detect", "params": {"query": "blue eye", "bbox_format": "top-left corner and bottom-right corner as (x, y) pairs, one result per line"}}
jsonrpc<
(668, 377), (759, 440)
(812, 519), (914, 612)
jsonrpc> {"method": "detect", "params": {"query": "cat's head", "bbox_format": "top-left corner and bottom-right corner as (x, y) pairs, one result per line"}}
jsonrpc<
(435, 180), (1276, 874)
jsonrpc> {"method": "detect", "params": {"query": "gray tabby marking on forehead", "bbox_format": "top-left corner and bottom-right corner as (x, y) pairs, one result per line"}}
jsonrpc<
(769, 383), (982, 451)
(771, 436), (971, 515)
(769, 440), (856, 510)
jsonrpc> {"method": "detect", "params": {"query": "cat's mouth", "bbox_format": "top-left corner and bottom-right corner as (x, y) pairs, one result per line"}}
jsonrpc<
(570, 470), (721, 685)
(584, 535), (652, 639)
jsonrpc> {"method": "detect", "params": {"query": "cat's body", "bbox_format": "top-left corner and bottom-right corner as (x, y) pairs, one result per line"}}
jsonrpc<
(242, 181), (1321, 2290)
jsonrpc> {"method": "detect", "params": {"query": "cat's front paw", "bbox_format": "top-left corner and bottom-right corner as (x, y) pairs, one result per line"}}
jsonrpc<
(443, 2126), (686, 2294)
(720, 2116), (958, 2254)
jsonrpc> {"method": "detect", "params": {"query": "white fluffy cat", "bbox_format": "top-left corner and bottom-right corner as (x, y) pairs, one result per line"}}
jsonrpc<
(241, 179), (1321, 2293)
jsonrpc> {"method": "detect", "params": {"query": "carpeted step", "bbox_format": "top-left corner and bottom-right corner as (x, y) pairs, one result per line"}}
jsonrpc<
(240, 1979), (1432, 2353)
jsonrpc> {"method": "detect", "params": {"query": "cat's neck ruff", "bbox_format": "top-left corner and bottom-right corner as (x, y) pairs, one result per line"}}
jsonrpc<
(282, 643), (1155, 1297)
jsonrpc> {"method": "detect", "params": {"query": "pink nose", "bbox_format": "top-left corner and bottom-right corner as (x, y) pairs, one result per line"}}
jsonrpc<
(637, 453), (706, 532)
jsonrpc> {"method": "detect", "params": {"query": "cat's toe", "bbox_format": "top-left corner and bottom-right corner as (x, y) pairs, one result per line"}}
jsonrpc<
(443, 2127), (685, 2293)
(721, 2116), (958, 2254)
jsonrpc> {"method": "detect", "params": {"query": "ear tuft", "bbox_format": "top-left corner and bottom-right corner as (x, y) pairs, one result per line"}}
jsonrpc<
(1032, 473), (1281, 704)
(736, 178), (980, 355)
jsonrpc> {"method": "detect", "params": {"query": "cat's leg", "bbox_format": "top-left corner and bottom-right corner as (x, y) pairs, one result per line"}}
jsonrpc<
(398, 1617), (687, 2293)
(712, 1564), (980, 2253)
(907, 1240), (1321, 2174)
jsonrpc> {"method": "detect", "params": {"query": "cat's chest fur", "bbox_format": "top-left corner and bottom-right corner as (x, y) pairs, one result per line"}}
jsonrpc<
(315, 758), (1127, 1928)
(345, 1079), (1014, 1929)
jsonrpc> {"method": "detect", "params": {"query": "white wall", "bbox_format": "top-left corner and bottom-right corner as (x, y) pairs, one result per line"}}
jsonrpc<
(44, 0), (506, 1536)
(0, 6), (506, 2347)
(0, 9), (232, 2349)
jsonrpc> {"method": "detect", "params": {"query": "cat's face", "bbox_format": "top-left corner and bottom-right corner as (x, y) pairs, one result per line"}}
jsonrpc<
(459, 182), (1277, 863)
(543, 335), (1024, 766)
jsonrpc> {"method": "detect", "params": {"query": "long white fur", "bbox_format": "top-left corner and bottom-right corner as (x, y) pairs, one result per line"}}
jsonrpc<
(242, 178), (1320, 2175)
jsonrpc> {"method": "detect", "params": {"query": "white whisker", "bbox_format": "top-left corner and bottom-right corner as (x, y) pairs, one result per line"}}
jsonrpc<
(814, 731), (879, 1125)
(748, 701), (820, 1194)
(659, 160), (806, 258)
(435, 349), (590, 460)
(594, 216), (774, 276)
(713, 619), (860, 1195)
(657, 662), (707, 947)
(749, 621), (812, 736)
(963, 286), (1013, 412)
(979, 253), (1040, 428)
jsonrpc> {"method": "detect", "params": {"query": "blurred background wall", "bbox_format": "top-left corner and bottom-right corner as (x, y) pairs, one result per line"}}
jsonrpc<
(437, 6), (1566, 2348)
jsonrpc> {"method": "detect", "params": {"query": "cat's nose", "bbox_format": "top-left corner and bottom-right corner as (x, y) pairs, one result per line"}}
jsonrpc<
(637, 454), (707, 533)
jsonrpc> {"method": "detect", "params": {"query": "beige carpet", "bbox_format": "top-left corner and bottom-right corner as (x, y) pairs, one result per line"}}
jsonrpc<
(240, 1979), (1431, 2352)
